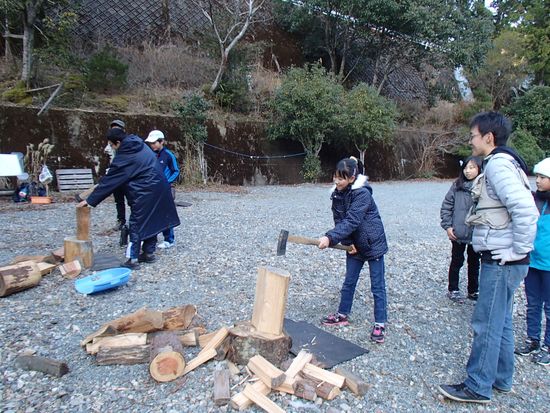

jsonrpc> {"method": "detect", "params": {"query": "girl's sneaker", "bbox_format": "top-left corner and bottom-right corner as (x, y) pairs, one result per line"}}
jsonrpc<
(467, 292), (479, 301)
(447, 290), (464, 303)
(321, 313), (349, 326)
(370, 324), (386, 343)
(532, 345), (550, 366)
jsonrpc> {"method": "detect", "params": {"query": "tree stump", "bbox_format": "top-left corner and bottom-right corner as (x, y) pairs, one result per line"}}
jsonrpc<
(0, 261), (42, 297)
(149, 331), (186, 382)
(64, 237), (93, 269)
(227, 321), (292, 367)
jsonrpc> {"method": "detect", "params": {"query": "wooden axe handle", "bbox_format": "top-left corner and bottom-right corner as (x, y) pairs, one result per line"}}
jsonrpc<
(75, 184), (97, 202)
(287, 235), (353, 252)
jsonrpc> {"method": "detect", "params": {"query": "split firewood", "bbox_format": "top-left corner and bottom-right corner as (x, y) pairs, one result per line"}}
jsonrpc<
(96, 345), (150, 365)
(51, 247), (64, 262)
(175, 329), (200, 347)
(215, 336), (232, 360)
(294, 378), (317, 401)
(182, 348), (216, 375)
(251, 267), (290, 336)
(0, 261), (42, 297)
(231, 380), (271, 411)
(149, 331), (186, 382)
(315, 381), (341, 400)
(226, 360), (241, 377)
(15, 355), (69, 377)
(301, 363), (345, 388)
(213, 368), (231, 406)
(199, 327), (229, 354)
(334, 367), (369, 396)
(199, 331), (218, 348)
(162, 305), (197, 330)
(11, 255), (49, 264)
(85, 333), (147, 355)
(242, 384), (285, 413)
(247, 355), (286, 389)
(81, 307), (164, 346)
(274, 350), (313, 395)
(59, 260), (81, 279)
(36, 262), (57, 276)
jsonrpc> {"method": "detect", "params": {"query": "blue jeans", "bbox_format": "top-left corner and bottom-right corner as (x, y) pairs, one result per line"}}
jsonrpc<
(338, 255), (387, 323)
(524, 267), (550, 347)
(162, 227), (174, 244)
(464, 262), (528, 398)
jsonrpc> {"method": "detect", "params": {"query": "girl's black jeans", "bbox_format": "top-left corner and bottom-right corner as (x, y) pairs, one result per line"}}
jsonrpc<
(448, 240), (480, 294)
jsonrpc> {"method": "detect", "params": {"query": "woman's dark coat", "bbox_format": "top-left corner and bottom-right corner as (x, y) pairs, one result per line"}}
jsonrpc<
(326, 174), (388, 261)
(86, 135), (180, 239)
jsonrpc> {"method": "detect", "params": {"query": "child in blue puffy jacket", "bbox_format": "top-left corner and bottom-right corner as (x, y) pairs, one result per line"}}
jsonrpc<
(318, 157), (389, 343)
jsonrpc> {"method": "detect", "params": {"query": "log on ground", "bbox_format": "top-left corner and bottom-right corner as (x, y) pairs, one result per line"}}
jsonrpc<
(0, 261), (42, 297)
(149, 331), (186, 382)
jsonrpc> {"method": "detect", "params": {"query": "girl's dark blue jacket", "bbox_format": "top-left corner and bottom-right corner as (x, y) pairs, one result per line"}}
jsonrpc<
(87, 135), (180, 239)
(326, 174), (388, 261)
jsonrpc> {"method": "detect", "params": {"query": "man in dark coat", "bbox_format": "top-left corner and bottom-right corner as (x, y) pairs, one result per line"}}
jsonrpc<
(77, 128), (180, 269)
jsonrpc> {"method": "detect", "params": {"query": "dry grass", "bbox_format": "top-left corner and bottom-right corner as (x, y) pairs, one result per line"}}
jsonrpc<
(248, 63), (280, 114)
(116, 42), (217, 89)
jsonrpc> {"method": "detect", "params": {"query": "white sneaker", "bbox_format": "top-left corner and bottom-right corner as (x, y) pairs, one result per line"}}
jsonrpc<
(158, 241), (175, 249)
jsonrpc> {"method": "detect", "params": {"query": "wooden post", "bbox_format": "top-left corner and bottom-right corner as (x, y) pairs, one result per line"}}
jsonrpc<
(76, 206), (90, 240)
(251, 267), (290, 336)
(149, 331), (186, 382)
(64, 237), (93, 269)
(0, 261), (42, 297)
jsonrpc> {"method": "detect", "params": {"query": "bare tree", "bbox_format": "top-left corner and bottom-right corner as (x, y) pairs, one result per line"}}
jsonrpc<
(192, 0), (266, 93)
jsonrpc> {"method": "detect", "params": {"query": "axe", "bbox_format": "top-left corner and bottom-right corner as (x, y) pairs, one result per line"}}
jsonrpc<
(277, 229), (353, 256)
(74, 184), (97, 202)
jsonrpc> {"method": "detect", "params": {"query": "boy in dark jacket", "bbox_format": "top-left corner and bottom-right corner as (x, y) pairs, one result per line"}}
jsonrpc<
(77, 128), (180, 269)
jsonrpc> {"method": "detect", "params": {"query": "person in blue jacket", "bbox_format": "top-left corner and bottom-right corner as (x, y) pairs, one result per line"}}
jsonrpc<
(318, 157), (389, 343)
(145, 130), (180, 249)
(77, 128), (180, 270)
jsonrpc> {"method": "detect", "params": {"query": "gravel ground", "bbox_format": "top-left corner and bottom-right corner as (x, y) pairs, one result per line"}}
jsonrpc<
(0, 180), (548, 413)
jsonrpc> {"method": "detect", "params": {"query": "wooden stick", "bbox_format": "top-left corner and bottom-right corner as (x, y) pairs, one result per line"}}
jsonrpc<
(15, 355), (68, 377)
(242, 384), (285, 413)
(199, 327), (229, 354)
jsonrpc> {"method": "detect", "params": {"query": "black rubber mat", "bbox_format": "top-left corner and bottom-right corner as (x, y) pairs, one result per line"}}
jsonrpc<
(283, 318), (369, 368)
(91, 254), (122, 271)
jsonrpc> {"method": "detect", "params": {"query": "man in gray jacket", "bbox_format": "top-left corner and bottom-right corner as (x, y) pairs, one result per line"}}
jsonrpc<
(438, 111), (539, 404)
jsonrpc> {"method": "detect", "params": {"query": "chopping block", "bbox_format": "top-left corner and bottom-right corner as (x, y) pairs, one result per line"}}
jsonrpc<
(64, 206), (93, 268)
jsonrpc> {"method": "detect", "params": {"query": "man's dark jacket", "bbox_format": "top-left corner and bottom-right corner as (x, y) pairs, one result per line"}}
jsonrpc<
(87, 135), (180, 239)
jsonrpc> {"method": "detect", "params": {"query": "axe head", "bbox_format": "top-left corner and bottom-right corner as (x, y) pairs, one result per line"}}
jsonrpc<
(277, 230), (289, 256)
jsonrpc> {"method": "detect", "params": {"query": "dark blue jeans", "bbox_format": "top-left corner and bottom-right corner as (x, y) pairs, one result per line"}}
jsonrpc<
(162, 186), (176, 243)
(338, 255), (387, 323)
(524, 267), (550, 347)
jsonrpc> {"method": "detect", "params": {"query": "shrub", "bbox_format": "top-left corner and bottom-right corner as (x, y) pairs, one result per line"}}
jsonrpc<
(85, 48), (128, 92)
(456, 88), (493, 124)
(1, 81), (32, 105)
(505, 86), (550, 154)
(100, 96), (130, 112)
(302, 154), (322, 183)
(509, 128), (545, 172)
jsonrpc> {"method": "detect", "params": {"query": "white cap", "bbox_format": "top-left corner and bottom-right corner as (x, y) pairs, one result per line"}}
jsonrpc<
(145, 130), (165, 143)
(533, 157), (550, 178)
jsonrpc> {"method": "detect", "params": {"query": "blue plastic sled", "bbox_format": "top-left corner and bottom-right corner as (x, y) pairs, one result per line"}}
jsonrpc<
(75, 267), (131, 295)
